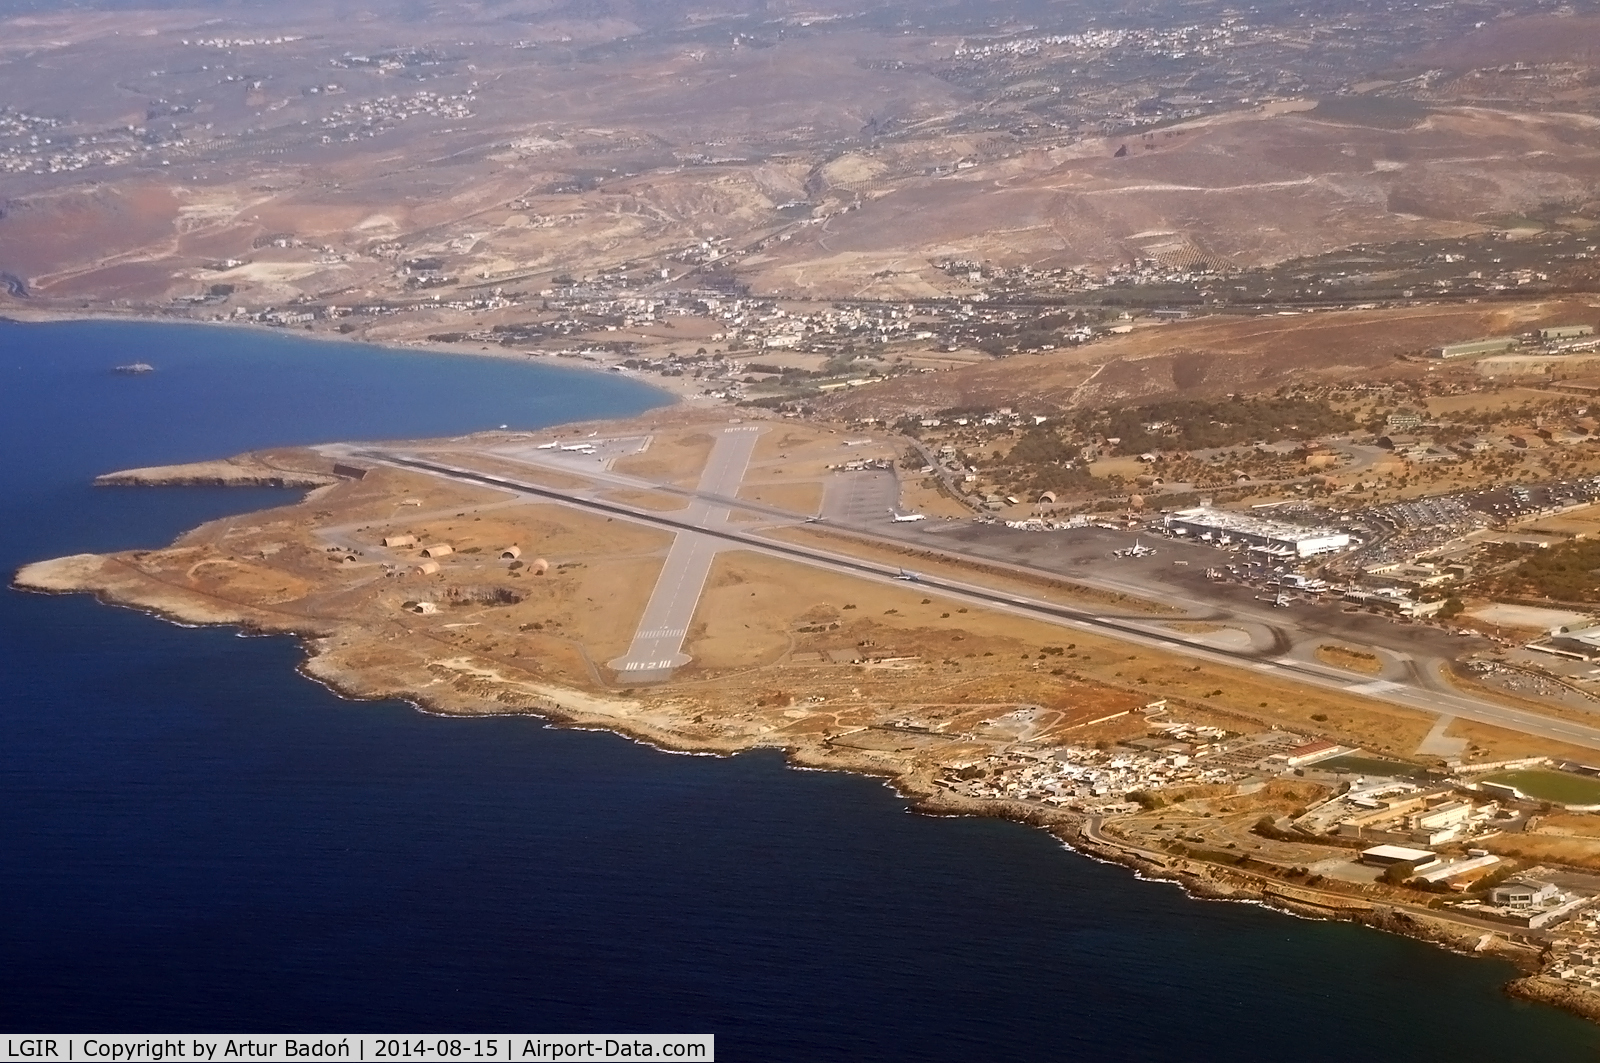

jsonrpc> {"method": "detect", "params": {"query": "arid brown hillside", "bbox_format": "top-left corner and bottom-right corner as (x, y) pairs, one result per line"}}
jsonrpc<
(819, 299), (1600, 416)
(6, 2), (1600, 311)
(1410, 14), (1600, 68)
(744, 103), (1600, 298)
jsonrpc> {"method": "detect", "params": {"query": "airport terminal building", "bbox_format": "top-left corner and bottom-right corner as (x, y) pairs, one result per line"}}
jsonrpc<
(1163, 506), (1351, 558)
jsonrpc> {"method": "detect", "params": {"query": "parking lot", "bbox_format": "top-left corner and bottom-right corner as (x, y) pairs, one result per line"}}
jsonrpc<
(1466, 478), (1600, 522)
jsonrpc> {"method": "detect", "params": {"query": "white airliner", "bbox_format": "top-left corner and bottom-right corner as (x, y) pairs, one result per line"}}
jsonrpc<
(1114, 538), (1156, 558)
(890, 512), (927, 522)
(560, 443), (596, 452)
(894, 569), (920, 581)
(537, 442), (560, 449)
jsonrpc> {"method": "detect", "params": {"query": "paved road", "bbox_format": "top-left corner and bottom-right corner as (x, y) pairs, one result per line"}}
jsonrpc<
(357, 449), (1600, 752)
(607, 426), (760, 681)
(905, 437), (974, 511)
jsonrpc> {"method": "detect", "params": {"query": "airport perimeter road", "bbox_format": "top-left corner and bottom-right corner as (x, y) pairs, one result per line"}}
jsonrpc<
(606, 426), (760, 681)
(360, 450), (1600, 752)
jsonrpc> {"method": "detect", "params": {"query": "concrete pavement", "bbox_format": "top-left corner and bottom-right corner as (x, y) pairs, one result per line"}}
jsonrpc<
(357, 447), (1600, 753)
(606, 426), (760, 681)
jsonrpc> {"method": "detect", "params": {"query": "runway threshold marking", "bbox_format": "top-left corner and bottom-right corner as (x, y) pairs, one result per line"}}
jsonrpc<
(607, 427), (763, 677)
(620, 660), (677, 672)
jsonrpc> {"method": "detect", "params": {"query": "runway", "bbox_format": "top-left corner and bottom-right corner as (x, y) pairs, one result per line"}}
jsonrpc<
(605, 426), (760, 680)
(358, 447), (1600, 752)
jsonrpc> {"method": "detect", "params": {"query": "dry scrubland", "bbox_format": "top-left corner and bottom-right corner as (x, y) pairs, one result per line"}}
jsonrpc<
(11, 0), (1600, 1025)
(16, 411), (1596, 776)
(824, 298), (1600, 415)
(16, 401), (1600, 1022)
(3, 2), (1600, 321)
(1315, 644), (1384, 676)
(11, 442), (1165, 771)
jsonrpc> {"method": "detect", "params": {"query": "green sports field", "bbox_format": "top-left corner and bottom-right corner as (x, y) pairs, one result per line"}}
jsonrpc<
(1483, 769), (1600, 806)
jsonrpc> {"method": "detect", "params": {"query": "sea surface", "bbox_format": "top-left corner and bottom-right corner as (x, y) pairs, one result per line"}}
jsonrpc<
(2, 319), (1598, 1060)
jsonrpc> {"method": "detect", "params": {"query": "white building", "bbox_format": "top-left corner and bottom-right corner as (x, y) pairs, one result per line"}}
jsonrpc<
(1164, 506), (1350, 558)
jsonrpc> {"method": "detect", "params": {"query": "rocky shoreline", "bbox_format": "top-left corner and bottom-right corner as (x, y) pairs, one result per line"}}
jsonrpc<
(12, 551), (1596, 1027)
(94, 457), (339, 490)
(1509, 975), (1600, 1023)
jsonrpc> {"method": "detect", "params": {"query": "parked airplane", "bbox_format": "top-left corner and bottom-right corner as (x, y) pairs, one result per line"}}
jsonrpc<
(536, 442), (560, 449)
(890, 512), (927, 522)
(560, 443), (596, 452)
(1113, 539), (1156, 558)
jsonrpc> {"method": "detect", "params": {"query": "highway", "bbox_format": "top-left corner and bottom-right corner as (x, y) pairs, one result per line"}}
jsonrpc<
(358, 447), (1600, 752)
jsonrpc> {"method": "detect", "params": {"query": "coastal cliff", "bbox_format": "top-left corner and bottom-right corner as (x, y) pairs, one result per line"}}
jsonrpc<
(15, 427), (1600, 1032)
(15, 538), (1594, 1028)
(1510, 976), (1600, 1023)
(94, 456), (338, 489)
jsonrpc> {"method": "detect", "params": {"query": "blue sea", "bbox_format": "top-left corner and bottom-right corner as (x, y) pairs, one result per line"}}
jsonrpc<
(2, 319), (1597, 1059)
